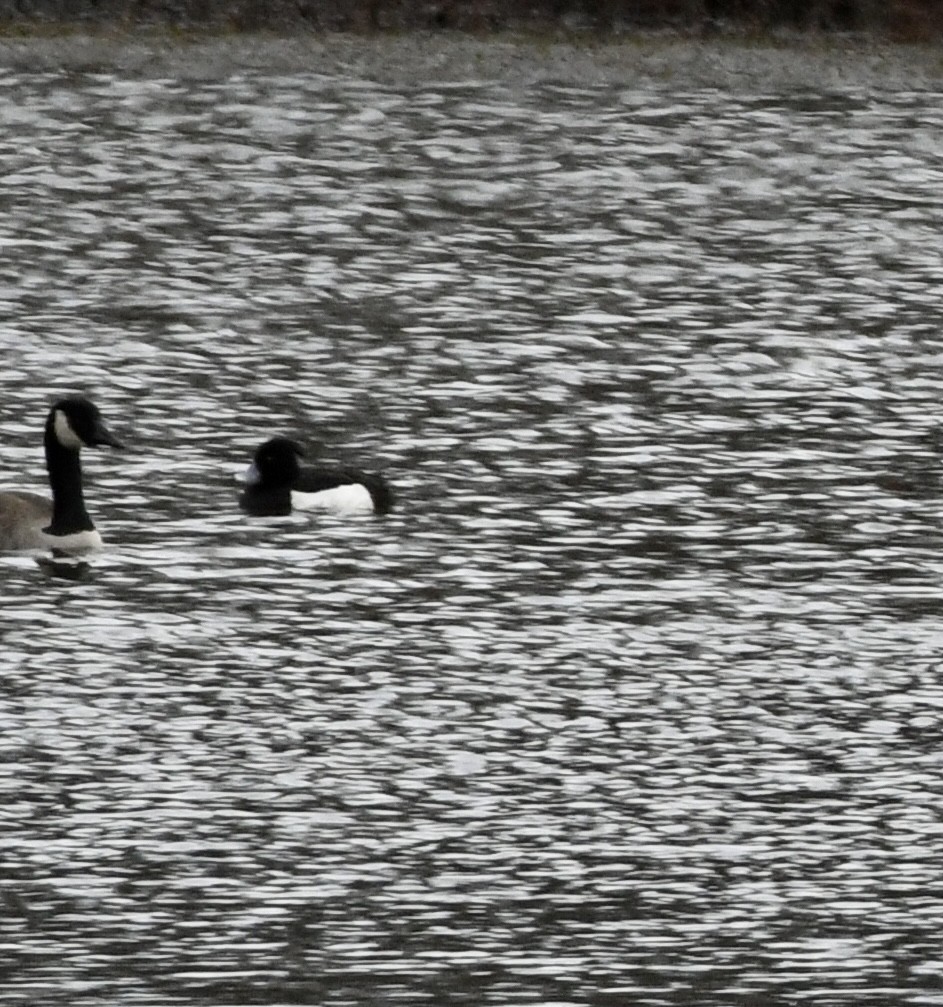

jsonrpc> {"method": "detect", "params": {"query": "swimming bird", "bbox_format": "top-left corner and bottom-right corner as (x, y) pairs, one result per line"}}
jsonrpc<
(240, 436), (393, 517)
(0, 397), (123, 554)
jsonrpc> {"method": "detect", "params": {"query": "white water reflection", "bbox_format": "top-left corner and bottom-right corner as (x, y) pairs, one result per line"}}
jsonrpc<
(0, 51), (942, 1007)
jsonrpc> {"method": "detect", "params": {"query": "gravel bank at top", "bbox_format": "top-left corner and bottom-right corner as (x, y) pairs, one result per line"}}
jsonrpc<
(0, 32), (939, 91)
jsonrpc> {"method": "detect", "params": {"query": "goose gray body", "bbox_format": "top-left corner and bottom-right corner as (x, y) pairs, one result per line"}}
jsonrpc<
(0, 491), (69, 551)
(0, 398), (122, 555)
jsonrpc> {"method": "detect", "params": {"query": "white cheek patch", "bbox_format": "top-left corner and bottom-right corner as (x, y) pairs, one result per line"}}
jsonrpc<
(291, 484), (374, 515)
(53, 409), (85, 450)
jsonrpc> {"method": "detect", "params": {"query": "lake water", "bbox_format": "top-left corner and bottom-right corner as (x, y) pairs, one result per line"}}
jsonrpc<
(2, 34), (943, 1007)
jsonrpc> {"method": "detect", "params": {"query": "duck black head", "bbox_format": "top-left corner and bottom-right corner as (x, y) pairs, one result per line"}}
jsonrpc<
(246, 437), (305, 489)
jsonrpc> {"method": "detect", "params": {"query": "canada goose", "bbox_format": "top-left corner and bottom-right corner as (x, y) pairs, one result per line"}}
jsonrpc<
(0, 397), (123, 554)
(240, 437), (392, 517)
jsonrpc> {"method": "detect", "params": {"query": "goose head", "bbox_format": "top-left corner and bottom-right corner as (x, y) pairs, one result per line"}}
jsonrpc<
(48, 397), (124, 452)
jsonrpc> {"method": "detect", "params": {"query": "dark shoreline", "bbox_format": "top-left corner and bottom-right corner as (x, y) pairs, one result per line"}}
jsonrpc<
(0, 0), (938, 90)
(0, 0), (939, 40)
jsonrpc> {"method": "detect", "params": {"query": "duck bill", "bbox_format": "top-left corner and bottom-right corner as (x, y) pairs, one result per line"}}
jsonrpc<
(245, 462), (261, 486)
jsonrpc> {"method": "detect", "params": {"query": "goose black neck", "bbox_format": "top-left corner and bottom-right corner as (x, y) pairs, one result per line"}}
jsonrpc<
(44, 420), (94, 535)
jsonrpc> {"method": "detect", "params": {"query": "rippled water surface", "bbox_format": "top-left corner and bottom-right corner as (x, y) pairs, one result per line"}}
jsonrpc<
(3, 41), (943, 1006)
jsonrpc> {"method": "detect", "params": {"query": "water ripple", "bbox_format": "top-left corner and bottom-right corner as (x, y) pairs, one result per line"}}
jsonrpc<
(1, 52), (943, 1007)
